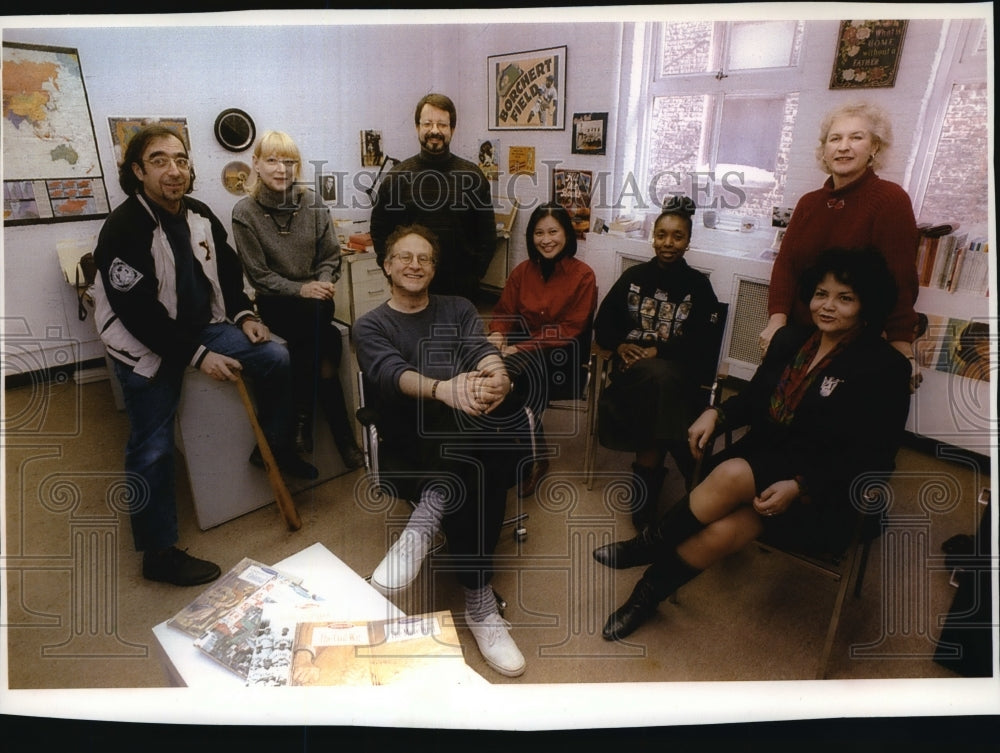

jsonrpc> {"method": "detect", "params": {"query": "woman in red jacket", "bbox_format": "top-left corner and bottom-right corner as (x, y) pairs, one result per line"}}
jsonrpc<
(487, 202), (598, 497)
(759, 102), (921, 391)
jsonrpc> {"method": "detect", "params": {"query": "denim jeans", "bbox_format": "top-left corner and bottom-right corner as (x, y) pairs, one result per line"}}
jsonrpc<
(112, 322), (293, 551)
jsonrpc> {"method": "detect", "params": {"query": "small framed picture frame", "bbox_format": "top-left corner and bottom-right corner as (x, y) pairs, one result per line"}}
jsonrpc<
(571, 112), (607, 155)
(318, 173), (338, 204)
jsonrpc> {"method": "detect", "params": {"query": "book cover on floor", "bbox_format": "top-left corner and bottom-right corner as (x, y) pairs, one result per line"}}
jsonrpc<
(245, 607), (466, 687)
(192, 576), (324, 679)
(166, 557), (301, 638)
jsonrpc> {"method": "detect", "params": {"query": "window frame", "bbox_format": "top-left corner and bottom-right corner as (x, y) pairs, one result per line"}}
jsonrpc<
(906, 18), (989, 228)
(637, 20), (808, 213)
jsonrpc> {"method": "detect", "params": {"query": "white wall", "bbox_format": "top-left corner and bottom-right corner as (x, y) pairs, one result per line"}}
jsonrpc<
(0, 15), (970, 375)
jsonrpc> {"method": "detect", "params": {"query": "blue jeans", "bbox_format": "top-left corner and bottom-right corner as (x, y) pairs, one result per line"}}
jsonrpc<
(112, 322), (293, 551)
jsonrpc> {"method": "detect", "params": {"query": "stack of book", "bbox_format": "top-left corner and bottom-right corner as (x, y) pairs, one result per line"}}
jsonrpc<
(245, 606), (465, 687)
(167, 557), (324, 680)
(916, 223), (991, 295)
(346, 232), (374, 253)
(167, 557), (469, 686)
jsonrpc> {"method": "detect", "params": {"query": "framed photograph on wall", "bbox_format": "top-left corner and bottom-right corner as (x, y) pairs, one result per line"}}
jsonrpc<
(552, 167), (592, 238)
(488, 45), (566, 130)
(360, 130), (383, 167)
(478, 138), (499, 181)
(571, 112), (608, 155)
(318, 173), (339, 203)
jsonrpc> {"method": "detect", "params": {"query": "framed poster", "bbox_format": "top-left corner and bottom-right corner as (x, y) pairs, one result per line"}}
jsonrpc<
(552, 168), (592, 238)
(109, 116), (191, 166)
(829, 20), (908, 89)
(488, 45), (566, 130)
(571, 112), (608, 155)
(2, 42), (110, 225)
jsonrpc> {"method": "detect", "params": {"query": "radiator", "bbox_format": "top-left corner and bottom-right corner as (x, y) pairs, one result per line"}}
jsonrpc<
(724, 276), (770, 379)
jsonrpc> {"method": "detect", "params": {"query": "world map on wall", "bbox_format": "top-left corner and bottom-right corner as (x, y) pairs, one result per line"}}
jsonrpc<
(2, 42), (109, 225)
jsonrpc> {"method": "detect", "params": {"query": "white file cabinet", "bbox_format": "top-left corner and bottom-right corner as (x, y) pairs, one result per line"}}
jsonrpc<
(333, 253), (390, 325)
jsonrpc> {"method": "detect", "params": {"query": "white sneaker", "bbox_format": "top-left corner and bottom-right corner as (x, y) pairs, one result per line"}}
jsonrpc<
(370, 528), (432, 594)
(465, 610), (526, 678)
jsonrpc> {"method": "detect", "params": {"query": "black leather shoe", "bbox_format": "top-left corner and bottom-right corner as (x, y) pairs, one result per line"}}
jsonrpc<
(249, 446), (319, 480)
(593, 526), (658, 569)
(602, 578), (662, 641)
(143, 547), (221, 587)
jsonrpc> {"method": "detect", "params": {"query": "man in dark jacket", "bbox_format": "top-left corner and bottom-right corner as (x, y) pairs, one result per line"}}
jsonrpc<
(369, 93), (496, 302)
(92, 125), (315, 586)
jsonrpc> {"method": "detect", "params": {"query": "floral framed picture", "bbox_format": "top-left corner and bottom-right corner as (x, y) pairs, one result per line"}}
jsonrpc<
(829, 20), (908, 89)
(571, 112), (608, 155)
(488, 45), (566, 130)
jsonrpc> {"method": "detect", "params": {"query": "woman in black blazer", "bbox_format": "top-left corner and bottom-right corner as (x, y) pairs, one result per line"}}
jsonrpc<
(593, 246), (912, 642)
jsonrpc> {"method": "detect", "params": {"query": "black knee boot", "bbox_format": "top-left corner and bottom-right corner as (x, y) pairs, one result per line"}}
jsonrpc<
(602, 549), (702, 641)
(630, 463), (667, 530)
(593, 494), (706, 569)
(318, 376), (364, 469)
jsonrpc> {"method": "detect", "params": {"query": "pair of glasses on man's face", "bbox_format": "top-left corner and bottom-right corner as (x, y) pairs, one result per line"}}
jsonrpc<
(391, 252), (436, 266)
(144, 156), (190, 171)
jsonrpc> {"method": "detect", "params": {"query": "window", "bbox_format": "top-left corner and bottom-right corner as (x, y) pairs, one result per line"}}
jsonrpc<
(643, 21), (804, 218)
(627, 18), (990, 240)
(914, 21), (990, 236)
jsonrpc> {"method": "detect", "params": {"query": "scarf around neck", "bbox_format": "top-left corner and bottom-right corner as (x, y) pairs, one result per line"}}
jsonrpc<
(768, 329), (858, 425)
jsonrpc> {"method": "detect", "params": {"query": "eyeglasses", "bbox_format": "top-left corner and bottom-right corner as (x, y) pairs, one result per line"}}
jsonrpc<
(144, 156), (190, 171)
(390, 252), (435, 266)
(418, 121), (451, 130)
(663, 195), (696, 215)
(263, 158), (299, 169)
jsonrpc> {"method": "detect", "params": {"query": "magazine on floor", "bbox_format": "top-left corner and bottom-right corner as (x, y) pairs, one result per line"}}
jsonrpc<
(166, 557), (302, 638)
(245, 607), (466, 687)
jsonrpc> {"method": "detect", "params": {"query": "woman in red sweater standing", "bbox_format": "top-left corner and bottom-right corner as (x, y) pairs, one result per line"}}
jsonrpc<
(488, 202), (598, 497)
(759, 102), (921, 390)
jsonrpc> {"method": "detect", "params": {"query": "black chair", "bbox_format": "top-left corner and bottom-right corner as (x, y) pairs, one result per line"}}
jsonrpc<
(520, 326), (598, 479)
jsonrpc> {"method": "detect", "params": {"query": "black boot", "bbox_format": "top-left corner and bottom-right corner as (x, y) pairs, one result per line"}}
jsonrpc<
(594, 494), (706, 569)
(630, 463), (667, 530)
(319, 376), (365, 470)
(602, 550), (702, 641)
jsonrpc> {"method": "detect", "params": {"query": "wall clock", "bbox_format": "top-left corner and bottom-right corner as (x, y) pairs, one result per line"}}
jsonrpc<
(214, 108), (256, 152)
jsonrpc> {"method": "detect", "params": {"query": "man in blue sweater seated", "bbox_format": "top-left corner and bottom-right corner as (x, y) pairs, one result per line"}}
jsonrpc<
(354, 223), (529, 678)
